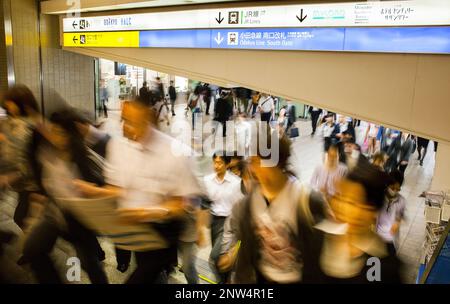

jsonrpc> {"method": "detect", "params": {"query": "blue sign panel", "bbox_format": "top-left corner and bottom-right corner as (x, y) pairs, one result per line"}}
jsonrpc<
(139, 29), (211, 48)
(210, 28), (345, 51)
(135, 27), (450, 54)
(344, 27), (450, 54)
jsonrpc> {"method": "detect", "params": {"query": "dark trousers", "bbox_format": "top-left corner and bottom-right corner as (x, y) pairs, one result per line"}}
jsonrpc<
(261, 112), (272, 124)
(13, 191), (31, 229)
(23, 212), (108, 284)
(126, 247), (173, 284)
(115, 247), (131, 267)
(398, 163), (408, 175)
(205, 98), (211, 115)
(170, 99), (176, 115)
(101, 100), (108, 118)
(310, 111), (320, 134)
(250, 104), (258, 117)
(192, 108), (201, 130)
(210, 215), (228, 283)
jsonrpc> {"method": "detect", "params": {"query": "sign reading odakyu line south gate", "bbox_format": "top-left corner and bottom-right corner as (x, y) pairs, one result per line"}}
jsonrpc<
(62, 0), (450, 32)
(63, 27), (450, 54)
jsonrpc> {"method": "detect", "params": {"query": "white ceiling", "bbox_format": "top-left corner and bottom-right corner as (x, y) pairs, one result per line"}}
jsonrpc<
(41, 0), (250, 14)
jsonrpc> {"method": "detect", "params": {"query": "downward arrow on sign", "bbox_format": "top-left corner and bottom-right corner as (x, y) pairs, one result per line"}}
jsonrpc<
(296, 9), (307, 22)
(214, 32), (224, 45)
(215, 12), (224, 24)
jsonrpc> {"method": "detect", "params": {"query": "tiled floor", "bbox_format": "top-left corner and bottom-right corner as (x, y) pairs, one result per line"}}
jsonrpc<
(0, 99), (435, 284)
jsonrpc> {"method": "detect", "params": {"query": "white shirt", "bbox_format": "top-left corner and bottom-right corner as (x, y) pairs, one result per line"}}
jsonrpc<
(367, 123), (378, 138)
(203, 171), (243, 217)
(323, 123), (336, 138)
(105, 128), (201, 210)
(235, 120), (252, 154)
(339, 122), (348, 134)
(310, 163), (348, 198)
(376, 194), (406, 244)
(258, 96), (274, 113)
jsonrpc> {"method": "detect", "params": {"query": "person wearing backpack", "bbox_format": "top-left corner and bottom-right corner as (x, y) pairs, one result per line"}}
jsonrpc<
(218, 133), (330, 283)
(187, 85), (203, 130)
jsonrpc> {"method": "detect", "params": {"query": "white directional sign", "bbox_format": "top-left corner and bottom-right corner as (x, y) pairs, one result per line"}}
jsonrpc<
(63, 0), (450, 32)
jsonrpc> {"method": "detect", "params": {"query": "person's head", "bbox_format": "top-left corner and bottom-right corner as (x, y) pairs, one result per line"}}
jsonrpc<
(170, 81), (174, 86)
(386, 169), (404, 199)
(344, 141), (354, 155)
(142, 81), (148, 87)
(121, 99), (155, 142)
(48, 109), (86, 152)
(49, 109), (104, 185)
(194, 85), (202, 96)
(326, 144), (339, 167)
(339, 116), (346, 124)
(156, 77), (161, 83)
(331, 162), (389, 234)
(2, 85), (40, 118)
(372, 152), (387, 170)
(213, 152), (231, 176)
(228, 153), (244, 177)
(249, 131), (292, 186)
(325, 114), (334, 124)
(237, 112), (247, 121)
(220, 88), (231, 98)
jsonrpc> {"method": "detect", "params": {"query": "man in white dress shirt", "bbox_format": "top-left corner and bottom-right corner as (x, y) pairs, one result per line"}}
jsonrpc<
(258, 94), (274, 125)
(76, 100), (201, 284)
(200, 152), (243, 283)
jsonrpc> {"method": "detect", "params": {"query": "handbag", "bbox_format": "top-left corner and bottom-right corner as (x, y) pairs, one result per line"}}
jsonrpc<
(188, 96), (199, 110)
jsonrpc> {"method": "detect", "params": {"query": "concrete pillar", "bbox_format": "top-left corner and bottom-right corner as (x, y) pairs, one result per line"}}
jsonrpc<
(431, 142), (450, 192)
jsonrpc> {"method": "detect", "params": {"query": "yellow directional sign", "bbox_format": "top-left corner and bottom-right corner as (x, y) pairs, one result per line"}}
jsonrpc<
(63, 31), (139, 47)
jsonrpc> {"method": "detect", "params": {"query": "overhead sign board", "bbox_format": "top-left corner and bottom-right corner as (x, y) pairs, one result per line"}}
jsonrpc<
(62, 27), (450, 54)
(63, 31), (139, 47)
(63, 0), (450, 32)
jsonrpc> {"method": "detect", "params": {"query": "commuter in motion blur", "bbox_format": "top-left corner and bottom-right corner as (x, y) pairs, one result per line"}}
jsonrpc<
(74, 98), (202, 283)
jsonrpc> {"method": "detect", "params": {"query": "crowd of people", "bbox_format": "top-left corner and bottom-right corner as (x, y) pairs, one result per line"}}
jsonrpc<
(0, 83), (435, 284)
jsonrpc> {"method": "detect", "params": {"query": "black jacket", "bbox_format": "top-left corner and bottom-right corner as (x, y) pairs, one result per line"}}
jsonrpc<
(139, 87), (153, 106)
(168, 86), (177, 101)
(214, 97), (233, 121)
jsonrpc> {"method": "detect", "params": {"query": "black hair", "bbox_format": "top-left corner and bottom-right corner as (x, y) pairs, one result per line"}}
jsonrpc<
(372, 151), (386, 164)
(388, 169), (404, 187)
(142, 81), (147, 86)
(327, 143), (339, 153)
(256, 129), (292, 171)
(49, 109), (104, 186)
(2, 85), (40, 116)
(193, 85), (202, 95)
(346, 162), (389, 210)
(212, 151), (232, 165)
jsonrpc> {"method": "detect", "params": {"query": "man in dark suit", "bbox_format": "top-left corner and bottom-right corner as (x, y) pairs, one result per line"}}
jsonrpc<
(286, 100), (297, 133)
(308, 106), (322, 136)
(168, 81), (177, 116)
(139, 82), (153, 106)
(386, 132), (414, 175)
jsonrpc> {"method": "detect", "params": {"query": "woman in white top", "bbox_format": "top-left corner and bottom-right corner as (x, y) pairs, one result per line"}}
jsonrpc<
(277, 106), (288, 137)
(364, 123), (379, 158)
